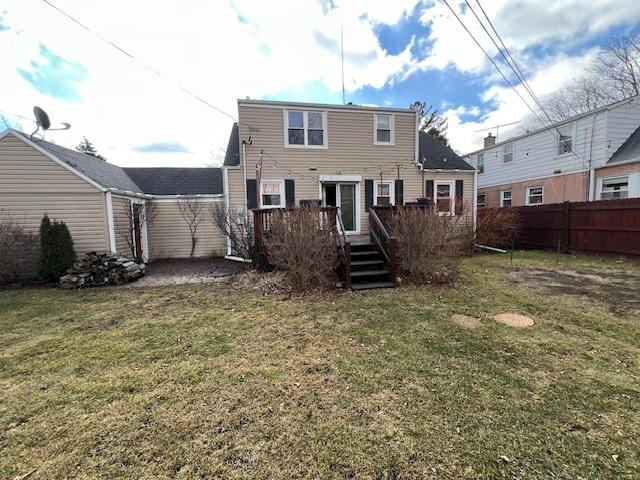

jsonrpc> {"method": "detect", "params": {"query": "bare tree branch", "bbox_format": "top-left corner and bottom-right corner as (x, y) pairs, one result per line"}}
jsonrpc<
(210, 204), (254, 261)
(177, 196), (205, 257)
(113, 200), (156, 261)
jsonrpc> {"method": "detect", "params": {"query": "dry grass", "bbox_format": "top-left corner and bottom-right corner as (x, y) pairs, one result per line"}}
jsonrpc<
(1, 250), (639, 479)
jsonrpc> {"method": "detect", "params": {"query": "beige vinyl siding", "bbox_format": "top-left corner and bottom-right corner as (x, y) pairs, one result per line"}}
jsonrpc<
(0, 133), (109, 254)
(111, 196), (133, 256)
(148, 200), (226, 259)
(227, 104), (474, 233)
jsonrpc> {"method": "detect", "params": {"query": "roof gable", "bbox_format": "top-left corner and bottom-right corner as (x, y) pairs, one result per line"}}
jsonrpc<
(223, 123), (240, 167)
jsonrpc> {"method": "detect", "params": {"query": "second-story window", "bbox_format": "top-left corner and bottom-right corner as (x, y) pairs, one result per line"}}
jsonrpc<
(285, 110), (326, 148)
(557, 124), (573, 155)
(503, 143), (513, 163)
(477, 153), (485, 174)
(374, 113), (394, 145)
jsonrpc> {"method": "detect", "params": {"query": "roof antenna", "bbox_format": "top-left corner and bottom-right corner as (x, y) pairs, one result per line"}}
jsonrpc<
(341, 25), (346, 104)
(31, 106), (71, 140)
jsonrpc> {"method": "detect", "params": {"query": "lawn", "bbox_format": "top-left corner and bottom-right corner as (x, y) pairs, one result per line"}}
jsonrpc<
(1, 251), (639, 479)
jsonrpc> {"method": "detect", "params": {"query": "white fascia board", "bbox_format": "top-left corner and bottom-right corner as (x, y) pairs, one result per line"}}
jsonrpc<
(7, 130), (107, 192)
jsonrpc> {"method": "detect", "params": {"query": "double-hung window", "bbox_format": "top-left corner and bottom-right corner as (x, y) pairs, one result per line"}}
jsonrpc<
(260, 180), (284, 208)
(600, 177), (629, 200)
(503, 143), (513, 163)
(374, 114), (394, 145)
(557, 124), (573, 155)
(477, 153), (485, 174)
(526, 186), (543, 205)
(285, 110), (326, 148)
(477, 193), (486, 208)
(500, 189), (512, 207)
(435, 181), (454, 215)
(374, 181), (394, 206)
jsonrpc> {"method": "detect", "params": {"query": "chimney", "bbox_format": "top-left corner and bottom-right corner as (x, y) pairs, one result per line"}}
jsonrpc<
(484, 133), (496, 148)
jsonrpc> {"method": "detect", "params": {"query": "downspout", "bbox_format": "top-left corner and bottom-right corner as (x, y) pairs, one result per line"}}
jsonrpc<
(587, 111), (603, 201)
(105, 191), (117, 253)
(242, 140), (248, 213)
(473, 169), (478, 232)
(223, 167), (232, 257)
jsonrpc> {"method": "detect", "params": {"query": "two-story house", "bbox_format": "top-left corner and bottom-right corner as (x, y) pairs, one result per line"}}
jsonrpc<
(466, 95), (640, 208)
(221, 99), (476, 258)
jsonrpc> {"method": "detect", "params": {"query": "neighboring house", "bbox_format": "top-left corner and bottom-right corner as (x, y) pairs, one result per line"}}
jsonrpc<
(466, 95), (640, 208)
(222, 99), (476, 258)
(0, 129), (226, 262)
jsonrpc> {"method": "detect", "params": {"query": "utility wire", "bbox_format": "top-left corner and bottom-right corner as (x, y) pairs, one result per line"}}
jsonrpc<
(41, 0), (248, 129)
(442, 0), (584, 166)
(467, 1), (583, 159)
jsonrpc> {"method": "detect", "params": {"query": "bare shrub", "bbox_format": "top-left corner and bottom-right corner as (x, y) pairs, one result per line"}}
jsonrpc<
(177, 196), (205, 257)
(263, 206), (339, 291)
(387, 205), (473, 284)
(476, 208), (521, 248)
(211, 204), (254, 261)
(0, 213), (40, 284)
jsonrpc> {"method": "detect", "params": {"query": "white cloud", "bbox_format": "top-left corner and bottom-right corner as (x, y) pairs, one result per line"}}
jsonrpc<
(0, 0), (420, 167)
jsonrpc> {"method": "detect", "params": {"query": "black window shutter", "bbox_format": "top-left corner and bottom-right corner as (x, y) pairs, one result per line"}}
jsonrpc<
(455, 179), (464, 215)
(425, 180), (434, 205)
(285, 179), (295, 208)
(246, 179), (257, 209)
(394, 179), (404, 205)
(365, 180), (374, 211)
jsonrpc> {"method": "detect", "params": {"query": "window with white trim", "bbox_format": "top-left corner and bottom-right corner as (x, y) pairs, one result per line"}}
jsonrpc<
(477, 153), (485, 174)
(526, 186), (543, 205)
(285, 110), (326, 148)
(557, 124), (573, 156)
(503, 143), (513, 163)
(374, 181), (394, 206)
(374, 114), (394, 145)
(477, 193), (486, 208)
(600, 176), (629, 200)
(260, 180), (284, 208)
(435, 181), (454, 215)
(500, 189), (512, 207)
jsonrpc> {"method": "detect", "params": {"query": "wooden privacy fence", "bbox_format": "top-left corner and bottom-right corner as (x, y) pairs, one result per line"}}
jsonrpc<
(479, 198), (640, 257)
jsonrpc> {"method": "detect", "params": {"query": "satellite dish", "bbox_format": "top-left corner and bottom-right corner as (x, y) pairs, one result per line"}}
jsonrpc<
(30, 106), (71, 139)
(34, 106), (51, 130)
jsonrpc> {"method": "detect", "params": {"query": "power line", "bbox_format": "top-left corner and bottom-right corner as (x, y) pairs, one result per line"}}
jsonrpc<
(40, 0), (246, 128)
(445, 0), (587, 165)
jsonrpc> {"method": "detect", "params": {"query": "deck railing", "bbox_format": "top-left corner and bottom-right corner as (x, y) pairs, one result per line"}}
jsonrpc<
(369, 207), (397, 285)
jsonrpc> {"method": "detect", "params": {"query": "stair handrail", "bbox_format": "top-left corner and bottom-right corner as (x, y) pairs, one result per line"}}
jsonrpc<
(335, 210), (351, 289)
(369, 207), (397, 285)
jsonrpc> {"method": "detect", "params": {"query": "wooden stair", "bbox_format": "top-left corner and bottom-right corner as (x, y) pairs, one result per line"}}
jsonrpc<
(348, 242), (395, 290)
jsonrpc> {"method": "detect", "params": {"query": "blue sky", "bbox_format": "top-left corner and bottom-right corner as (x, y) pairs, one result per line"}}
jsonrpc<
(1, 0), (639, 166)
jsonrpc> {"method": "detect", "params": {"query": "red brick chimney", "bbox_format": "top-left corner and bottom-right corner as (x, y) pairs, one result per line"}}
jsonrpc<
(484, 133), (496, 148)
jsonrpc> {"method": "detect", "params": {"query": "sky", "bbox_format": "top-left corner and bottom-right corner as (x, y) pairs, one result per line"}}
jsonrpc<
(1, 0), (639, 167)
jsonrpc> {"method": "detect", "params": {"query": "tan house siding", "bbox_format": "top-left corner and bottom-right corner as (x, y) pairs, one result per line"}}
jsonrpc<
(0, 133), (110, 254)
(148, 200), (226, 259)
(227, 103), (475, 236)
(478, 171), (588, 208)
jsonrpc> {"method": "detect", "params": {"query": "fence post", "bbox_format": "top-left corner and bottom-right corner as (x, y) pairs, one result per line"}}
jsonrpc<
(562, 201), (570, 253)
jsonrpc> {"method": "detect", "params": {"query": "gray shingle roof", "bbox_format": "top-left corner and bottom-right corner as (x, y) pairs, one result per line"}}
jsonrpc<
(419, 131), (474, 170)
(608, 126), (640, 164)
(123, 168), (223, 195)
(223, 123), (240, 167)
(13, 130), (143, 192)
